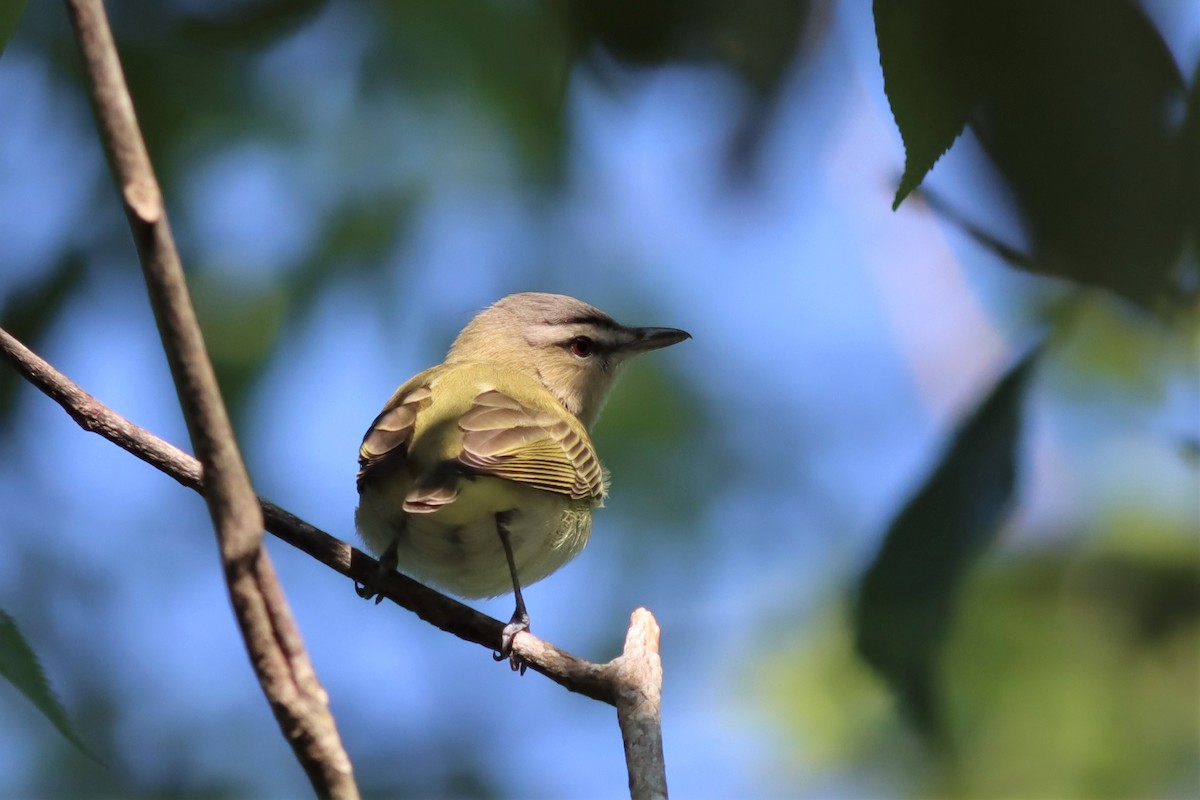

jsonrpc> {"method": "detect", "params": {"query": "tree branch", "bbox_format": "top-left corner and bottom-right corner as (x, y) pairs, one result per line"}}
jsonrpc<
(0, 326), (645, 707)
(62, 2), (357, 796)
(1, 324), (671, 797)
(613, 609), (669, 800)
(24, 4), (670, 794)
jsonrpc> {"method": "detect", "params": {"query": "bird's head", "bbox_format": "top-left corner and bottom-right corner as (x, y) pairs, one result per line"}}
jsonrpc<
(446, 292), (690, 428)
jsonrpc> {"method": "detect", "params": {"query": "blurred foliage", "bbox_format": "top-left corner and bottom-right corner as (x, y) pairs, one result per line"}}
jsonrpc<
(877, 0), (1197, 306)
(0, 1), (1197, 798)
(0, 252), (84, 431)
(763, 525), (1200, 798)
(1188, 61), (1200, 252)
(0, 0), (24, 60)
(596, 359), (719, 531)
(0, 608), (98, 762)
(1, 0), (819, 430)
(561, 0), (816, 172)
(855, 347), (1039, 743)
(560, 0), (808, 84)
(866, 0), (1198, 757)
(1046, 296), (1197, 404)
(1, 0), (1191, 420)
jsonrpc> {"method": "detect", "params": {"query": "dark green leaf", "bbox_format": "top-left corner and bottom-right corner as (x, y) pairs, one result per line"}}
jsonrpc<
(874, 0), (979, 209)
(0, 609), (101, 762)
(854, 346), (1040, 744)
(875, 0), (1193, 305)
(969, 0), (1189, 306)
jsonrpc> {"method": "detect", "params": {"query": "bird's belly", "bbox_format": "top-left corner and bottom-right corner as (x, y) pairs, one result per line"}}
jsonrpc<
(357, 478), (593, 599)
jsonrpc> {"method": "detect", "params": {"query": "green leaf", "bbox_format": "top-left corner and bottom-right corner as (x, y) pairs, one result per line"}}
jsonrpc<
(854, 346), (1040, 744)
(874, 0), (977, 209)
(0, 609), (101, 762)
(969, 0), (1189, 306)
(0, 0), (26, 60)
(876, 0), (1192, 303)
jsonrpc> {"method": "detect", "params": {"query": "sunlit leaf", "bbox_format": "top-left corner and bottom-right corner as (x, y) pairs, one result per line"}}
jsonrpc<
(0, 609), (100, 762)
(772, 529), (1200, 796)
(854, 346), (1040, 743)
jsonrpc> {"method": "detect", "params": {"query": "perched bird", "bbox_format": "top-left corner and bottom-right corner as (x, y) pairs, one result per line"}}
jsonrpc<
(354, 292), (690, 668)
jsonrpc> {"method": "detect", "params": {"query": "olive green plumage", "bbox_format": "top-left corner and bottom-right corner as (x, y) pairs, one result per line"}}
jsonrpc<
(355, 292), (689, 605)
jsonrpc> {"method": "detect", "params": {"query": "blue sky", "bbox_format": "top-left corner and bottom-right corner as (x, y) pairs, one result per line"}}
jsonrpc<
(0, 2), (1197, 797)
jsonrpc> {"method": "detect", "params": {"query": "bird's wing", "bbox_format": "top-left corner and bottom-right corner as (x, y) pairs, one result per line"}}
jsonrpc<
(400, 476), (459, 514)
(457, 389), (607, 502)
(356, 383), (433, 491)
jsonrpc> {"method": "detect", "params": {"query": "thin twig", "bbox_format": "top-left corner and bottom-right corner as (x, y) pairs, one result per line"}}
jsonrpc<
(62, 2), (357, 796)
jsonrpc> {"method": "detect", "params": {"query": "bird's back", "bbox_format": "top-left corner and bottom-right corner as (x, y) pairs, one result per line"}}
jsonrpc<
(355, 361), (602, 597)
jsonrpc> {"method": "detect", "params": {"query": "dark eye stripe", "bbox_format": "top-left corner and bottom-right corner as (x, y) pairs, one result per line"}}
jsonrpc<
(560, 312), (620, 330)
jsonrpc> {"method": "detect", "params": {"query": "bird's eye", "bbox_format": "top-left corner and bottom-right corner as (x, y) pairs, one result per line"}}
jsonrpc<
(568, 336), (594, 357)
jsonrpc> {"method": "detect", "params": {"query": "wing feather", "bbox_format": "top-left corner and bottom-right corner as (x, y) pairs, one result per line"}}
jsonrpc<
(356, 384), (433, 490)
(402, 478), (459, 513)
(458, 389), (606, 501)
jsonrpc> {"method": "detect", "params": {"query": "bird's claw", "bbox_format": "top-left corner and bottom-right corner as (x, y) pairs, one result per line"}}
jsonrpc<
(493, 614), (530, 675)
(356, 540), (399, 604)
(354, 579), (386, 604)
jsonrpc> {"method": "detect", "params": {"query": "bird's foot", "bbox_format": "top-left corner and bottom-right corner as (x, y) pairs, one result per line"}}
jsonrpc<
(355, 540), (398, 605)
(354, 576), (385, 604)
(493, 610), (530, 675)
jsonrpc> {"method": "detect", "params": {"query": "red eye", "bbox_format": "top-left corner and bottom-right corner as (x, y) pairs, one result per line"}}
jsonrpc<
(568, 336), (593, 357)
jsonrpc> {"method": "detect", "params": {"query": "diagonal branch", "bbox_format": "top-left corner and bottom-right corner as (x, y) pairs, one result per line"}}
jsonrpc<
(1, 324), (669, 793)
(34, 4), (669, 795)
(62, 1), (357, 796)
(0, 326), (613, 703)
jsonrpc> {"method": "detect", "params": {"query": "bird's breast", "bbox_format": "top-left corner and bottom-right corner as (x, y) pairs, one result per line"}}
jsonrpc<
(356, 476), (594, 599)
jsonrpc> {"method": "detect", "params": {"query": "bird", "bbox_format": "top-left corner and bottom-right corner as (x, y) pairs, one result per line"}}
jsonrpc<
(354, 292), (690, 669)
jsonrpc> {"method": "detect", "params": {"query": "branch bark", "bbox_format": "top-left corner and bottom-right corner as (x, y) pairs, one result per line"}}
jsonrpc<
(62, 2), (357, 797)
(614, 609), (669, 800)
(19, 2), (671, 794)
(1, 325), (669, 793)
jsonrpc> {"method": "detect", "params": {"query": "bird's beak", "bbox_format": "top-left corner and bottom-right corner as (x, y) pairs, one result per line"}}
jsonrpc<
(622, 326), (692, 353)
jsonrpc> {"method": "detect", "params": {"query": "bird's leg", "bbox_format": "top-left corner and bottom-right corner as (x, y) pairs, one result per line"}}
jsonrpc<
(355, 532), (400, 605)
(492, 510), (529, 674)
